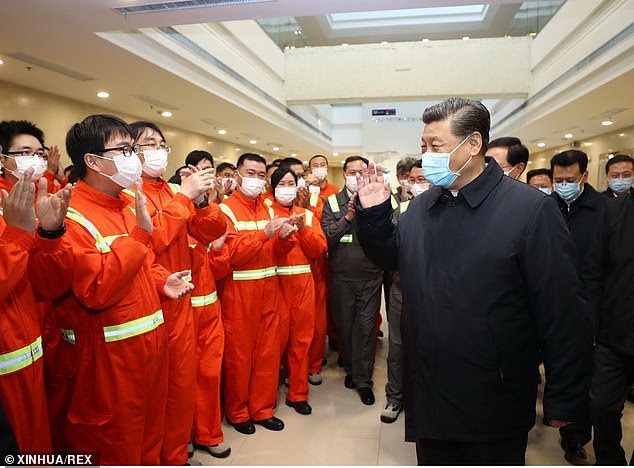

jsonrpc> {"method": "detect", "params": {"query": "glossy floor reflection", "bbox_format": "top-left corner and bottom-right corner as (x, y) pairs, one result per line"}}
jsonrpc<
(192, 323), (634, 466)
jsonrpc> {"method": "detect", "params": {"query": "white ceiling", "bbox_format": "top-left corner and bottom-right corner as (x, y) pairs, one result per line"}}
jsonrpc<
(0, 0), (631, 163)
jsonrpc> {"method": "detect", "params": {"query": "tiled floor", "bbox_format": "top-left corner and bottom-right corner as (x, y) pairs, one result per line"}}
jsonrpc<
(192, 321), (634, 466)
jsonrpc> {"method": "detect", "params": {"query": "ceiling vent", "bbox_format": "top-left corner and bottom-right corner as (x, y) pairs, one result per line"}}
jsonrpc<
(4, 52), (94, 81)
(134, 95), (180, 110)
(114, 0), (276, 15)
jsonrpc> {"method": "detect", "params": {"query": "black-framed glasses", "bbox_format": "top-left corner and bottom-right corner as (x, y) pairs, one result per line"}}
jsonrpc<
(136, 143), (171, 154)
(5, 149), (47, 157)
(96, 145), (138, 157)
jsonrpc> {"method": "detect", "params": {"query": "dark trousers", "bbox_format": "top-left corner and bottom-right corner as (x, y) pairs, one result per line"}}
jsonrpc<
(590, 343), (634, 465)
(329, 275), (382, 388)
(416, 434), (528, 466)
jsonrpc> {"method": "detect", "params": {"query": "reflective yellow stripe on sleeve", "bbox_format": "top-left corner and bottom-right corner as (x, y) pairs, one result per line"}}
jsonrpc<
(60, 328), (76, 345)
(276, 264), (311, 276)
(103, 310), (164, 343)
(339, 234), (353, 243)
(232, 266), (277, 281)
(0, 336), (43, 375)
(191, 291), (218, 308)
(401, 200), (411, 213)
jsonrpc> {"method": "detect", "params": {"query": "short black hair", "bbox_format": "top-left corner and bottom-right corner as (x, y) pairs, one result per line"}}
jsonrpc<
(550, 149), (588, 173)
(0, 120), (45, 153)
(270, 165), (298, 191)
(413, 159), (422, 169)
(129, 121), (166, 143)
(343, 155), (369, 172)
(309, 154), (329, 166)
(396, 157), (418, 175)
(423, 97), (490, 154)
(488, 136), (529, 166)
(216, 162), (236, 173)
(605, 154), (634, 174)
(236, 153), (266, 169)
(185, 150), (214, 168)
(281, 157), (303, 168)
(266, 160), (282, 172)
(65, 114), (132, 179)
(526, 168), (552, 184)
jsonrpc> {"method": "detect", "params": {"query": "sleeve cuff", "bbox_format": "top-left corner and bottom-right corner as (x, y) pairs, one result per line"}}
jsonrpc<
(130, 226), (153, 245)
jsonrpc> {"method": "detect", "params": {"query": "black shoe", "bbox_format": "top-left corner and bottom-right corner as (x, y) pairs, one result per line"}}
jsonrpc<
(358, 387), (375, 405)
(344, 374), (355, 389)
(285, 399), (312, 415)
(228, 419), (255, 435)
(328, 337), (338, 351)
(337, 356), (344, 368)
(254, 416), (284, 431)
(560, 438), (587, 465)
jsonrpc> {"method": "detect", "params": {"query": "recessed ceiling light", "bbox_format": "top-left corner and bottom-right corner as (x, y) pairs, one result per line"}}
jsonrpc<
(381, 41), (388, 45)
(601, 120), (614, 126)
(582, 142), (593, 147)
(341, 43), (349, 47)
(161, 111), (173, 117)
(608, 154), (615, 159)
(619, 133), (626, 137)
(235, 147), (241, 151)
(564, 133), (573, 139)
(249, 139), (257, 144)
(537, 142), (545, 148)
(290, 153), (297, 157)
(529, 32), (537, 37)
(0, 58), (4, 65)
(462, 36), (470, 41)
(96, 91), (110, 98)
(333, 152), (339, 156)
(218, 129), (227, 135)
(422, 38), (430, 43)
(272, 147), (279, 152)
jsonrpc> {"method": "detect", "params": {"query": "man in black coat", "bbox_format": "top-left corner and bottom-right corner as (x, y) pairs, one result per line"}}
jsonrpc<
(354, 97), (594, 465)
(550, 149), (606, 462)
(584, 192), (634, 465)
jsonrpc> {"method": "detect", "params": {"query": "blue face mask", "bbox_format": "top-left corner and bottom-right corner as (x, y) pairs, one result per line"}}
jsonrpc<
(607, 177), (633, 194)
(538, 187), (552, 195)
(421, 135), (472, 187)
(553, 179), (582, 202)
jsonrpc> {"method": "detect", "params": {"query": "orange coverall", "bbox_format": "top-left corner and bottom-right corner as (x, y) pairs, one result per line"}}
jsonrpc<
(121, 178), (227, 465)
(306, 194), (331, 375)
(218, 190), (287, 423)
(269, 200), (327, 402)
(188, 238), (230, 447)
(0, 215), (70, 453)
(52, 180), (170, 466)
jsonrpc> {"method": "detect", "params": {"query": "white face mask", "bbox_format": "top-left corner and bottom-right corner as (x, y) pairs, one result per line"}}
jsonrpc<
(309, 185), (321, 195)
(275, 186), (298, 205)
(8, 155), (47, 181)
(412, 182), (431, 197)
(312, 167), (328, 182)
(221, 177), (237, 191)
(238, 174), (266, 199)
(95, 152), (143, 189)
(345, 175), (358, 193)
(142, 148), (168, 177)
